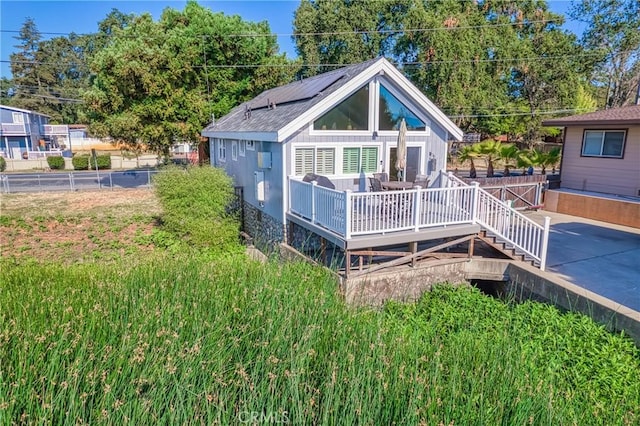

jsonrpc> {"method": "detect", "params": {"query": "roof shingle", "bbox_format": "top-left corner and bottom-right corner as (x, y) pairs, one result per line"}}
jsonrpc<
(542, 105), (640, 126)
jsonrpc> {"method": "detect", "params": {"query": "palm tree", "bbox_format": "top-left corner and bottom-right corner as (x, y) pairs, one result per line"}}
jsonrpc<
(516, 150), (535, 175)
(527, 149), (546, 174)
(475, 139), (501, 177)
(457, 144), (480, 178)
(543, 147), (561, 174)
(498, 144), (519, 176)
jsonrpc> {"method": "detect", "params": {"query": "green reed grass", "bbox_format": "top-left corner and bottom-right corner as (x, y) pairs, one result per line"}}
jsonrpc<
(1, 255), (639, 425)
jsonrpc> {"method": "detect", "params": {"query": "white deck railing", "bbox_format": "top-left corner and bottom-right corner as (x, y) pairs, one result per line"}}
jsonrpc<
(289, 174), (550, 270)
(442, 171), (550, 269)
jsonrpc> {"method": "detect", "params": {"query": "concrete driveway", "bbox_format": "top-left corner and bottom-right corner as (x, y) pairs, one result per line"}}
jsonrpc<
(527, 210), (640, 311)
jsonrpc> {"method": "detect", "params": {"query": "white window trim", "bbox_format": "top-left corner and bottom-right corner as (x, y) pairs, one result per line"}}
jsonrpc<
(231, 140), (238, 161)
(581, 130), (626, 158)
(12, 112), (24, 124)
(376, 78), (431, 136)
(239, 140), (246, 157)
(217, 139), (226, 163)
(246, 140), (256, 151)
(308, 78), (431, 136)
(292, 143), (382, 178)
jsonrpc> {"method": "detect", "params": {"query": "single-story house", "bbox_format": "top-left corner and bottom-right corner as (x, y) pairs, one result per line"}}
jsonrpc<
(542, 105), (640, 227)
(202, 57), (550, 273)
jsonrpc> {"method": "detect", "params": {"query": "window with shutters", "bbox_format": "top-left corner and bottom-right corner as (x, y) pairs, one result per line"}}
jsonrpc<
(316, 148), (335, 174)
(295, 148), (314, 175)
(361, 147), (378, 172)
(342, 148), (360, 174)
(342, 147), (378, 174)
(581, 130), (626, 158)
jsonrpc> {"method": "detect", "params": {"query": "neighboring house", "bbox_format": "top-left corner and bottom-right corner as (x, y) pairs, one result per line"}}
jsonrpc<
(542, 105), (640, 227)
(67, 125), (115, 152)
(0, 104), (70, 159)
(202, 57), (550, 273)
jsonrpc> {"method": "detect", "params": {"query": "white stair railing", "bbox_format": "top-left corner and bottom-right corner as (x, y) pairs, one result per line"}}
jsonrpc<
(444, 172), (550, 270)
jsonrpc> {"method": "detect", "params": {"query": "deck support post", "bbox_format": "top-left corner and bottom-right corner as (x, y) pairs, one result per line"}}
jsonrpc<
(468, 235), (475, 259)
(344, 250), (350, 278)
(409, 241), (418, 267)
(320, 237), (326, 265)
(287, 221), (294, 246)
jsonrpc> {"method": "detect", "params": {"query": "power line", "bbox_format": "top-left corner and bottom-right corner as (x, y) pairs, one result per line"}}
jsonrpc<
(0, 18), (570, 40)
(0, 51), (603, 69)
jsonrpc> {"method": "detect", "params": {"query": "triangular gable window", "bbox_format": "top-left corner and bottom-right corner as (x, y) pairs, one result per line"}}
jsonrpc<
(379, 84), (426, 131)
(314, 85), (369, 131)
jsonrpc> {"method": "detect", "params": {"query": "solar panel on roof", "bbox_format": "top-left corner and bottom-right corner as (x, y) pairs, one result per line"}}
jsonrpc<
(253, 68), (348, 108)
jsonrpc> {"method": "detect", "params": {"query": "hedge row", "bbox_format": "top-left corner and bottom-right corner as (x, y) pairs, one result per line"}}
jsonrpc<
(71, 154), (111, 170)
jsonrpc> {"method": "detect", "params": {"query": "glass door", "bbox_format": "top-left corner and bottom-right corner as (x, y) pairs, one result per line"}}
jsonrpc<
(388, 147), (420, 182)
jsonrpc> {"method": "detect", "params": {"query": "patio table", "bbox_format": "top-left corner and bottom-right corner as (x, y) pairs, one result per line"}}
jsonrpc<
(381, 181), (415, 190)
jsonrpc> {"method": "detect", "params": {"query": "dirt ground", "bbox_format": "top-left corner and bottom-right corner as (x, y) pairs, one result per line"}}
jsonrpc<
(0, 189), (162, 263)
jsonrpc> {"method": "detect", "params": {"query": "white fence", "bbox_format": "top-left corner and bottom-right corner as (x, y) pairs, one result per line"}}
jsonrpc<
(289, 174), (550, 269)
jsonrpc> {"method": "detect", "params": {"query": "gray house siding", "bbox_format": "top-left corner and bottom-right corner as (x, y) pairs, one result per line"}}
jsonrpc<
(210, 137), (286, 251)
(203, 58), (463, 248)
(284, 113), (450, 192)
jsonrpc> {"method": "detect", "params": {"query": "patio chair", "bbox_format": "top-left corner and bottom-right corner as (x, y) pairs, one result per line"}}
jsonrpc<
(373, 172), (389, 183)
(413, 174), (429, 189)
(303, 173), (336, 189)
(369, 177), (386, 192)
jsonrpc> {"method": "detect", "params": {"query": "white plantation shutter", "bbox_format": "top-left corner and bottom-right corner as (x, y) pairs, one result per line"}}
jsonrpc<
(295, 148), (314, 175)
(316, 148), (335, 174)
(361, 147), (378, 173)
(342, 148), (360, 174)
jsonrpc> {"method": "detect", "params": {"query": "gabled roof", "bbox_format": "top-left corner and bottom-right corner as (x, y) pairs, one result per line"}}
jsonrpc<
(0, 104), (50, 117)
(542, 105), (640, 126)
(202, 57), (463, 142)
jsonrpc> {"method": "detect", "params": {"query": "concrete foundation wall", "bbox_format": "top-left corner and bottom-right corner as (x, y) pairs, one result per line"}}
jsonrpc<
(341, 258), (640, 345)
(545, 190), (640, 228)
(343, 260), (469, 306)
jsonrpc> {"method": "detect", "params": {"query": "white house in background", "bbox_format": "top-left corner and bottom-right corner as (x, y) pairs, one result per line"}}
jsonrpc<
(202, 57), (550, 273)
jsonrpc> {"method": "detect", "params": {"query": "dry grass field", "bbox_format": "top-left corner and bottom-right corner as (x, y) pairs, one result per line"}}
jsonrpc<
(0, 189), (162, 263)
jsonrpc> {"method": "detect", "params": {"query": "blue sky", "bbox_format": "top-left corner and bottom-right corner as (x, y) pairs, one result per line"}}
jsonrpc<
(0, 0), (584, 79)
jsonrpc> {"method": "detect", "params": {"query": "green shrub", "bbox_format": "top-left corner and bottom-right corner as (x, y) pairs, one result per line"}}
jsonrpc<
(46, 155), (65, 170)
(153, 165), (240, 253)
(0, 156), (5, 172)
(71, 155), (89, 170)
(90, 154), (111, 170)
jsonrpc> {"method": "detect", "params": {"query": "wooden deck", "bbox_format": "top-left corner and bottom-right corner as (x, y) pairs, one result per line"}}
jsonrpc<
(288, 172), (550, 270)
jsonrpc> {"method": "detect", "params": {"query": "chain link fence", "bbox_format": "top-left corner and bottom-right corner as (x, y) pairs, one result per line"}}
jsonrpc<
(1, 170), (159, 193)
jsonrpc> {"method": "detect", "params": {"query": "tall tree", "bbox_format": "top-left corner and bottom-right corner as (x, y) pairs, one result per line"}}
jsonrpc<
(571, 0), (640, 108)
(501, 1), (584, 146)
(9, 18), (58, 117)
(397, 0), (505, 132)
(293, 0), (406, 76)
(84, 1), (296, 155)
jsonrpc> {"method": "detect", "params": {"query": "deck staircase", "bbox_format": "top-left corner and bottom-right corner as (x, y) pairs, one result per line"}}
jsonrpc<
(444, 172), (550, 270)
